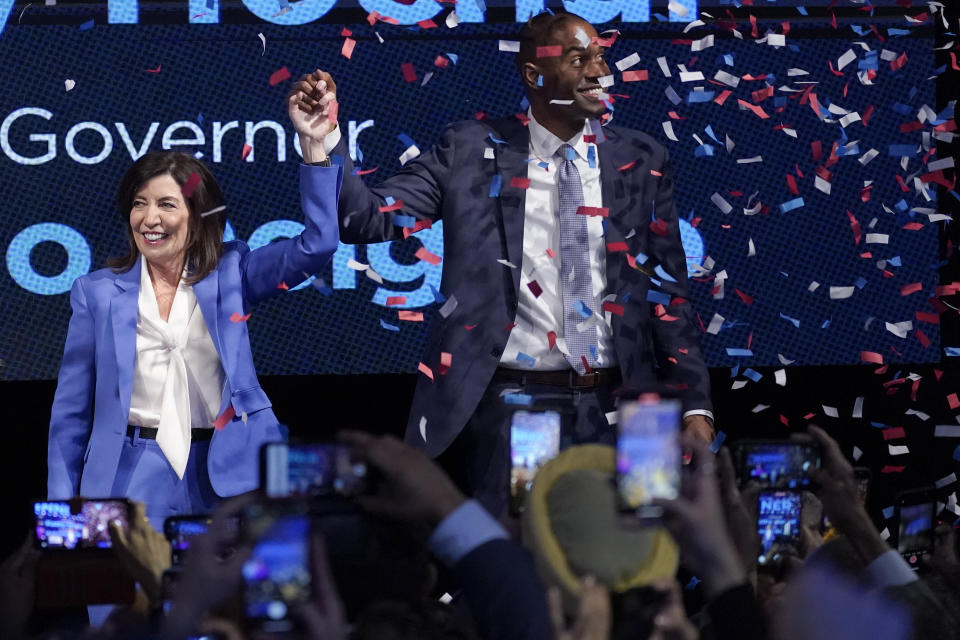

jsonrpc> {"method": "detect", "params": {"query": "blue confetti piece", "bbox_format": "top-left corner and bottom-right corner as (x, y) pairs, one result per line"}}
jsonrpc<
(575, 300), (593, 319)
(330, 154), (345, 167)
(888, 144), (918, 157)
(503, 393), (534, 406)
(650, 277), (662, 288)
(694, 144), (715, 158)
(855, 277), (867, 289)
(709, 430), (726, 454)
(379, 319), (400, 332)
(520, 96), (530, 111)
(685, 576), (701, 590)
(197, 113), (204, 124)
(953, 445), (960, 462)
(537, 74), (543, 87)
(647, 289), (672, 306)
(892, 102), (913, 116)
(779, 313), (800, 328)
(537, 161), (549, 170)
(516, 352), (537, 368)
(888, 256), (902, 266)
(654, 264), (677, 283)
(311, 279), (333, 296)
(850, 25), (869, 36)
(870, 422), (889, 429)
(384, 195), (396, 206)
(589, 344), (598, 363)
(622, 292), (631, 303)
(79, 19), (95, 30)
(587, 146), (596, 169)
(665, 86), (682, 106)
(888, 27), (910, 36)
(393, 214), (416, 228)
(731, 364), (740, 377)
(488, 132), (506, 145)
(945, 347), (960, 357)
(635, 252), (649, 265)
(704, 125), (721, 144)
(488, 174), (502, 198)
(883, 506), (895, 519)
(796, 6), (808, 15)
(892, 369), (901, 381)
(446, 53), (459, 65)
(565, 146), (577, 161)
(726, 348), (754, 357)
(429, 284), (446, 304)
(397, 133), (417, 149)
(821, 319), (831, 329)
(780, 197), (805, 213)
(687, 91), (716, 104)
(744, 368), (762, 382)
(722, 53), (734, 66)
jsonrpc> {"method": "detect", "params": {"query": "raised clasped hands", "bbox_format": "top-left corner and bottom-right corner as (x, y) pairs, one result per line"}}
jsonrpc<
(287, 69), (338, 162)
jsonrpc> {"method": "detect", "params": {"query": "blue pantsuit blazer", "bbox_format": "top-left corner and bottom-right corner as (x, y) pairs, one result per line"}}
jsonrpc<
(48, 165), (342, 500)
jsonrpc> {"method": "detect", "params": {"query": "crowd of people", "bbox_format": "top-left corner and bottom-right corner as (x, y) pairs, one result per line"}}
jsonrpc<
(4, 425), (960, 640)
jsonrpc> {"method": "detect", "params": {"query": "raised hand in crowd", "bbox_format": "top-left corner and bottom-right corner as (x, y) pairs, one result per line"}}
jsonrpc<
(647, 577), (699, 640)
(287, 532), (348, 640)
(548, 576), (611, 640)
(108, 500), (171, 608)
(288, 68), (338, 162)
(715, 446), (759, 586)
(339, 430), (466, 529)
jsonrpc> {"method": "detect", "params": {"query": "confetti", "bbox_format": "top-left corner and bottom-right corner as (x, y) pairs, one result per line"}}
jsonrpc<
(64, 79), (75, 91)
(268, 66), (291, 86)
(230, 312), (251, 322)
(536, 45), (562, 58)
(398, 310), (423, 322)
(414, 246), (442, 265)
(200, 205), (226, 218)
(622, 70), (649, 82)
(615, 52), (641, 71)
(385, 296), (407, 306)
(379, 319), (400, 332)
(181, 172), (201, 198)
(401, 62), (417, 83)
(498, 40), (520, 52)
(418, 362), (434, 380)
(576, 206), (609, 217)
(341, 37), (356, 59)
(258, 32), (266, 55)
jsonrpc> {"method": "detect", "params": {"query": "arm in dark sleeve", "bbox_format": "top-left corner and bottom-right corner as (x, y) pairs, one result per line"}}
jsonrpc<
(451, 539), (553, 640)
(645, 149), (712, 414)
(333, 124), (457, 244)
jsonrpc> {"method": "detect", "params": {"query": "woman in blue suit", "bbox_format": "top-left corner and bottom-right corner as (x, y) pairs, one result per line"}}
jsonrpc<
(47, 83), (340, 524)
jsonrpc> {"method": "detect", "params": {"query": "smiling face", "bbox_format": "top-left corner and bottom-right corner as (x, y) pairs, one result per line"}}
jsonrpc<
(129, 174), (191, 274)
(522, 17), (611, 137)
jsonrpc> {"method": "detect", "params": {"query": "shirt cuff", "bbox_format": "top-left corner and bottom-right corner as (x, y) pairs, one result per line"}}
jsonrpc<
(865, 549), (918, 587)
(324, 126), (342, 154)
(428, 500), (509, 567)
(683, 409), (714, 423)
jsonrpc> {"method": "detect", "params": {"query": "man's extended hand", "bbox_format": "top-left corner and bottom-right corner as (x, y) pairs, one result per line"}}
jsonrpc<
(108, 501), (171, 606)
(683, 414), (715, 445)
(339, 430), (466, 529)
(287, 68), (338, 162)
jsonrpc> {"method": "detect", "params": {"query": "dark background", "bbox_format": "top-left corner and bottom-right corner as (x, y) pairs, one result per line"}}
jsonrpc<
(2, 0), (959, 558)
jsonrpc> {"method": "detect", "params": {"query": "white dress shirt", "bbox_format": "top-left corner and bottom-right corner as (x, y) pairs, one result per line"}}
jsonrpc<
(128, 256), (225, 478)
(499, 112), (616, 371)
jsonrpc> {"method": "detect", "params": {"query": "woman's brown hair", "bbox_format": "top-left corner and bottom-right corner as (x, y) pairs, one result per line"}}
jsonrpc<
(109, 151), (227, 284)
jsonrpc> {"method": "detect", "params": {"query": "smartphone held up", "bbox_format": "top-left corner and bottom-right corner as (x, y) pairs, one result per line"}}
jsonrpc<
(616, 396), (682, 521)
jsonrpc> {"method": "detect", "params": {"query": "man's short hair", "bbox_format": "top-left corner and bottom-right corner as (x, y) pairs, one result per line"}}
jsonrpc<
(516, 10), (588, 69)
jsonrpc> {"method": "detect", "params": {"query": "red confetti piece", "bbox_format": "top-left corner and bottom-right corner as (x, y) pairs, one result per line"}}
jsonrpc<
(902, 222), (924, 230)
(241, 143), (253, 160)
(354, 166), (379, 176)
(592, 32), (618, 47)
(230, 312), (251, 323)
(915, 311), (939, 324)
(416, 19), (437, 29)
(504, 322), (517, 331)
(546, 248), (556, 258)
(862, 105), (875, 126)
(385, 296), (407, 306)
(410, 245), (442, 266)
(900, 282), (922, 296)
(401, 62), (417, 83)
(951, 52), (960, 71)
(890, 51), (908, 71)
(268, 66), (291, 86)
(949, 393), (960, 410)
(714, 90), (732, 105)
(786, 174), (798, 195)
(213, 406), (235, 430)
(465, 324), (478, 331)
(622, 70), (649, 82)
(882, 427), (906, 440)
(602, 301), (625, 316)
(379, 200), (404, 212)
(340, 27), (352, 36)
(606, 241), (629, 252)
(434, 55), (450, 68)
(510, 177), (531, 189)
(916, 329), (930, 348)
(881, 465), (905, 474)
(735, 289), (754, 305)
(737, 99), (770, 119)
(650, 219), (668, 236)
(536, 45), (562, 58)
(182, 172), (201, 198)
(417, 362), (434, 380)
(618, 161), (637, 171)
(861, 351), (884, 364)
(366, 10), (379, 26)
(577, 206), (609, 217)
(803, 412), (816, 420)
(811, 140), (822, 163)
(146, 64), (162, 73)
(650, 169), (663, 177)
(847, 210), (861, 245)
(547, 331), (557, 351)
(398, 310), (423, 321)
(581, 356), (592, 373)
(341, 37), (356, 59)
(780, 414), (789, 427)
(276, 282), (289, 290)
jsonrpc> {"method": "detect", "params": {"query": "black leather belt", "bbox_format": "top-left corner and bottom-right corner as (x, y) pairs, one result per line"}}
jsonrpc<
(126, 425), (214, 441)
(492, 367), (620, 390)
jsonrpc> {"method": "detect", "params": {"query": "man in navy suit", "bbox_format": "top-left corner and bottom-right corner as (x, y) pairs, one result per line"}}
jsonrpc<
(298, 11), (714, 516)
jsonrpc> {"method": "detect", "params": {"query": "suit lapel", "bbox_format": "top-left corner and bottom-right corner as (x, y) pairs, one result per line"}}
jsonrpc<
(493, 119), (530, 295)
(597, 124), (630, 294)
(110, 261), (141, 425)
(192, 268), (224, 370)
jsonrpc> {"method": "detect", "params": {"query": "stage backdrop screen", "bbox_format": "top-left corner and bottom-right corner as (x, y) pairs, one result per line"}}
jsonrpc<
(0, 6), (943, 378)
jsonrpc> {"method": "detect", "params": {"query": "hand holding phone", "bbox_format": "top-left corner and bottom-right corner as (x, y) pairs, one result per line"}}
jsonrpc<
(510, 410), (561, 515)
(757, 490), (802, 567)
(34, 499), (131, 550)
(732, 441), (821, 489)
(895, 490), (937, 570)
(262, 442), (368, 499)
(616, 396), (681, 520)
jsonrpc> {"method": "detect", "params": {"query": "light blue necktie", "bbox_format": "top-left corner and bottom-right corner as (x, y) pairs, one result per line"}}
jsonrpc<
(557, 144), (597, 373)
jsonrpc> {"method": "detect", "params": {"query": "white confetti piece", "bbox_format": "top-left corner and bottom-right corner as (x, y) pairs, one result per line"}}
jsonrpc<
(823, 405), (839, 418)
(839, 112), (861, 128)
(747, 238), (756, 256)
(668, 1), (689, 17)
(64, 78), (75, 91)
(445, 11), (459, 28)
(682, 19), (705, 33)
(438, 295), (458, 318)
(752, 404), (770, 413)
(829, 286), (855, 300)
(775, 369), (786, 386)
(258, 32), (266, 55)
(927, 157), (955, 172)
(550, 99), (574, 105)
(714, 69), (740, 87)
(399, 144), (420, 166)
(598, 74), (614, 87)
(499, 40), (520, 52)
(837, 49), (857, 70)
(419, 416), (427, 442)
(657, 56), (671, 77)
(706, 313), (725, 335)
(364, 268), (383, 284)
(814, 176), (831, 194)
(679, 70), (705, 82)
(497, 258), (517, 269)
(200, 205), (226, 218)
(879, 527), (890, 541)
(888, 444), (909, 456)
(935, 473), (957, 488)
(808, 282), (820, 292)
(865, 233), (889, 244)
(787, 68), (809, 76)
(483, 147), (494, 159)
(347, 259), (368, 271)
(737, 156), (763, 164)
(691, 35), (714, 52)
(885, 321), (913, 338)
(858, 149), (880, 165)
(767, 33), (786, 47)
(935, 425), (960, 437)
(615, 52), (640, 71)
(662, 121), (679, 141)
(853, 445), (863, 461)
(778, 354), (795, 365)
(853, 396), (864, 419)
(905, 409), (929, 421)
(710, 192), (733, 214)
(732, 380), (749, 390)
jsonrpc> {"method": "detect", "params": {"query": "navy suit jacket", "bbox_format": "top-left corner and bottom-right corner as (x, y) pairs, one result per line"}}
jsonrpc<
(334, 118), (711, 456)
(47, 165), (342, 500)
